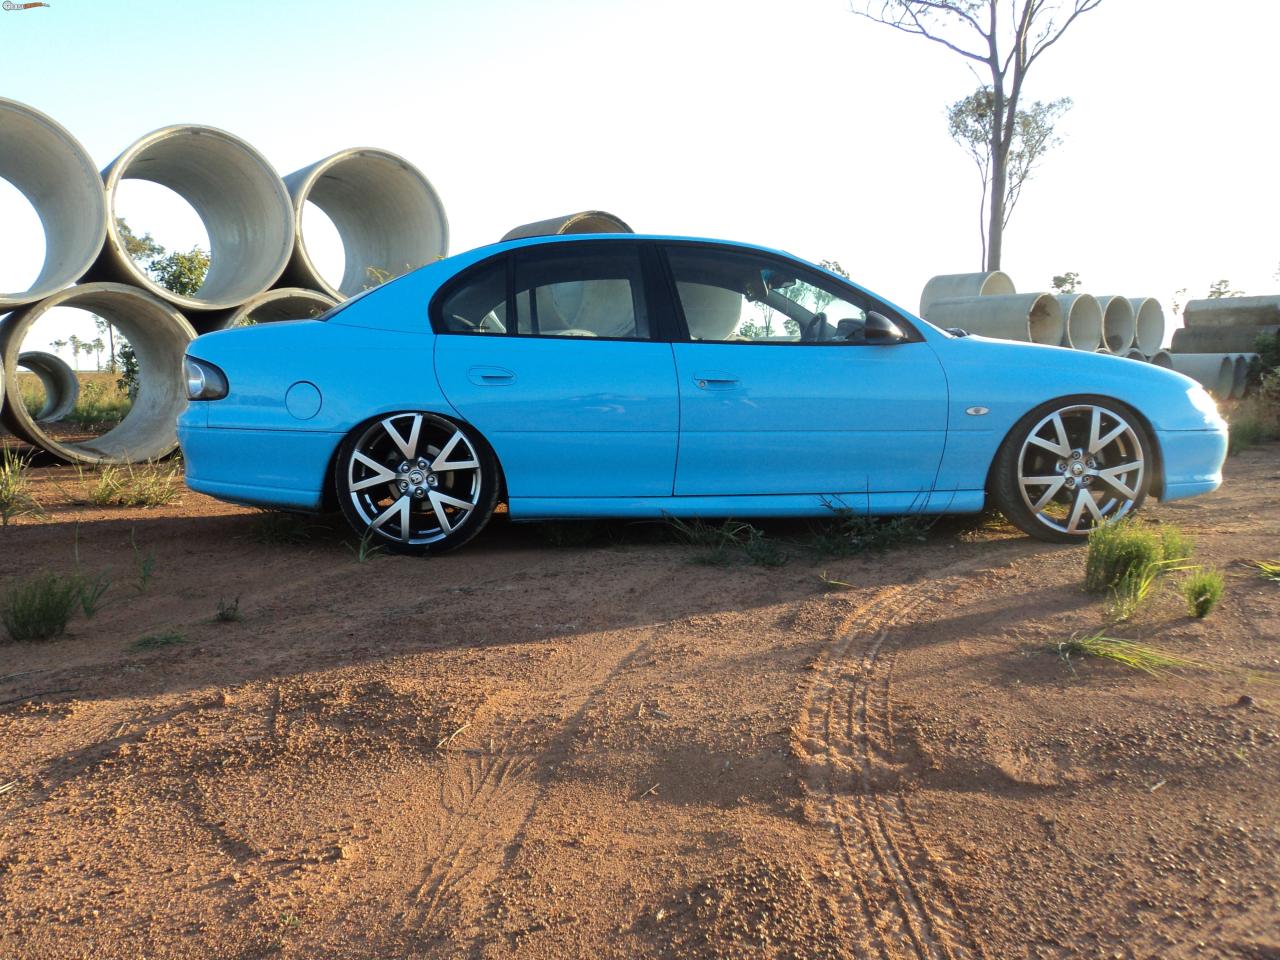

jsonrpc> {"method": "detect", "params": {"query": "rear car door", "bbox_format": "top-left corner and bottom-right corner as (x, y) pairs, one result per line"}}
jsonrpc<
(433, 242), (679, 499)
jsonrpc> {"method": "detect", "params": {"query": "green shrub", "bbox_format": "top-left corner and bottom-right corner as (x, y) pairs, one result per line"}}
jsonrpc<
(1, 572), (80, 643)
(0, 449), (41, 526)
(1085, 520), (1164, 593)
(743, 527), (788, 567)
(1182, 568), (1225, 618)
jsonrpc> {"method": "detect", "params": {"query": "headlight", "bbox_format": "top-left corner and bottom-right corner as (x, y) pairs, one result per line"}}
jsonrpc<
(184, 356), (229, 400)
(1186, 385), (1225, 426)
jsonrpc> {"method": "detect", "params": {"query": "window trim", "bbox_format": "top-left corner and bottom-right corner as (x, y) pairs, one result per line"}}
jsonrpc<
(655, 240), (925, 347)
(428, 241), (661, 343)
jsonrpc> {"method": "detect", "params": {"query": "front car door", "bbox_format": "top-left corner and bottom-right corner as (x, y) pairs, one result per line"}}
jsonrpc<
(432, 241), (679, 501)
(662, 243), (950, 511)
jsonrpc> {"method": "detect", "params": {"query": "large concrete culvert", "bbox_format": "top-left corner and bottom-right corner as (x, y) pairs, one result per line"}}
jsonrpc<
(1130, 297), (1165, 357)
(501, 211), (634, 241)
(917, 271), (1015, 317)
(282, 148), (449, 300)
(16, 350), (79, 423)
(195, 287), (338, 334)
(89, 125), (295, 312)
(0, 99), (108, 311)
(1054, 294), (1103, 351)
(1170, 353), (1234, 399)
(1096, 296), (1136, 353)
(922, 293), (1064, 345)
(0, 284), (195, 464)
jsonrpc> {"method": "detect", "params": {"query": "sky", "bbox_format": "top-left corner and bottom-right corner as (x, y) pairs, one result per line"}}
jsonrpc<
(1, 0), (1278, 364)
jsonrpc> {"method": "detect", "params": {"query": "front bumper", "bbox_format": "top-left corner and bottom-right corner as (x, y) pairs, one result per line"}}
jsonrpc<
(1155, 427), (1228, 502)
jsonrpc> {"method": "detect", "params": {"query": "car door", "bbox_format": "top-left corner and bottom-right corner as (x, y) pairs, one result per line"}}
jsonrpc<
(662, 243), (949, 505)
(433, 242), (679, 499)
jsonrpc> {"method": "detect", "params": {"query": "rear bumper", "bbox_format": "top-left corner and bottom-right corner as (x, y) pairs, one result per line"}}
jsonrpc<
(177, 414), (339, 511)
(1155, 427), (1228, 502)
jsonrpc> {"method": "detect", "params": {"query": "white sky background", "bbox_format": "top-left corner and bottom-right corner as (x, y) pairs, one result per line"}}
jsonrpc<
(1, 0), (1277, 365)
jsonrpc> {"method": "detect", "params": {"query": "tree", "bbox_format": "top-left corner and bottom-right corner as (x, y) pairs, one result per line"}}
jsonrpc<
(91, 338), (106, 370)
(1207, 279), (1242, 299)
(1051, 271), (1081, 294)
(67, 334), (83, 369)
(116, 218), (164, 263)
(50, 338), (67, 358)
(850, 0), (1102, 269)
(150, 247), (211, 298)
(949, 89), (1071, 266)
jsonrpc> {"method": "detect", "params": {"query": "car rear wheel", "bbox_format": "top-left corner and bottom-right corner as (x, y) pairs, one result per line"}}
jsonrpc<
(335, 411), (498, 555)
(991, 396), (1153, 543)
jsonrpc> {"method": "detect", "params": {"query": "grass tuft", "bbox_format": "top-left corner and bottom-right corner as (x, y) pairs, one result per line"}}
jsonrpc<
(0, 449), (41, 526)
(77, 572), (112, 618)
(1249, 560), (1280, 583)
(809, 504), (932, 558)
(87, 462), (181, 508)
(1182, 568), (1225, 618)
(2, 572), (80, 643)
(249, 510), (313, 546)
(743, 527), (788, 567)
(347, 529), (385, 563)
(131, 631), (187, 651)
(1056, 631), (1207, 677)
(214, 596), (242, 623)
(664, 516), (754, 549)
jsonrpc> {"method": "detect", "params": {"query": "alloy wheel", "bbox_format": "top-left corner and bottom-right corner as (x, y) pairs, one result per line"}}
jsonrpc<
(1016, 403), (1145, 536)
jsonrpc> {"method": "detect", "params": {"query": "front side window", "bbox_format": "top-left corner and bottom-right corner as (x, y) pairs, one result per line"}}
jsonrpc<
(666, 246), (874, 344)
(514, 246), (649, 339)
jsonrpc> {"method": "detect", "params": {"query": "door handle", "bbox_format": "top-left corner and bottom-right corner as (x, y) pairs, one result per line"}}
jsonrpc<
(467, 365), (515, 386)
(692, 371), (740, 390)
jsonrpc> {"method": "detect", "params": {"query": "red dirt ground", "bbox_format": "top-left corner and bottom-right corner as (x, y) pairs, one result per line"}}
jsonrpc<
(1, 445), (1278, 959)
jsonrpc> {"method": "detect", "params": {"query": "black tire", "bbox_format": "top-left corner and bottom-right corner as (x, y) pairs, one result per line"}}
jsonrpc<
(333, 411), (498, 555)
(990, 394), (1154, 544)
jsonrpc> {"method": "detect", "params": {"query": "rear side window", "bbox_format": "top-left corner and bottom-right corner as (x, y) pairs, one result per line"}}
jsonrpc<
(437, 260), (509, 334)
(514, 246), (649, 340)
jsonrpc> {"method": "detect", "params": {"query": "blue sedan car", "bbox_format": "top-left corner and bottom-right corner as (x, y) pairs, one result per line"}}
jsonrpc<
(178, 235), (1228, 553)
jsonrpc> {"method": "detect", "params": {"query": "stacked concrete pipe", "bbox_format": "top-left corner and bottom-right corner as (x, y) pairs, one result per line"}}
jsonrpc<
(1096, 296), (1136, 353)
(195, 288), (338, 335)
(282, 148), (448, 300)
(922, 294), (1064, 345)
(1170, 353), (1235, 398)
(1172, 323), (1278, 353)
(87, 125), (295, 312)
(16, 351), (79, 423)
(0, 284), (195, 464)
(1129, 298), (1165, 356)
(1184, 296), (1280, 328)
(1149, 350), (1174, 369)
(1054, 294), (1103, 350)
(501, 211), (633, 242)
(0, 99), (107, 310)
(918, 271), (1015, 317)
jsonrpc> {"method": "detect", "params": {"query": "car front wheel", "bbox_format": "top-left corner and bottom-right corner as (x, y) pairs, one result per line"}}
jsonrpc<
(992, 396), (1153, 543)
(335, 411), (498, 555)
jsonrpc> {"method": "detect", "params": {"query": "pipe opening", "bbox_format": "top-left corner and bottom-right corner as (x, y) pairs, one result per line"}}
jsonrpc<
(287, 149), (448, 300)
(1131, 298), (1164, 356)
(97, 126), (294, 311)
(1027, 296), (1064, 345)
(0, 98), (107, 309)
(1099, 297), (1136, 353)
(0, 178), (45, 294)
(112, 180), (211, 278)
(300, 201), (346, 294)
(1, 284), (193, 463)
(194, 287), (338, 334)
(16, 351), (79, 423)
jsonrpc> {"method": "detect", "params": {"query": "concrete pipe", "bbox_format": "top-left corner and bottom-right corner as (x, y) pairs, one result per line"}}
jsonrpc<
(1184, 295), (1280, 328)
(88, 125), (294, 312)
(16, 351), (79, 423)
(1129, 298), (1165, 356)
(1124, 348), (1148, 362)
(282, 148), (448, 301)
(0, 283), (194, 464)
(1170, 353), (1234, 398)
(918, 271), (1015, 317)
(1150, 350), (1174, 369)
(1096, 296), (1136, 353)
(195, 287), (337, 334)
(0, 99), (108, 310)
(501, 211), (633, 242)
(1231, 354), (1252, 400)
(1170, 323), (1279, 354)
(1055, 294), (1103, 350)
(922, 294), (1063, 345)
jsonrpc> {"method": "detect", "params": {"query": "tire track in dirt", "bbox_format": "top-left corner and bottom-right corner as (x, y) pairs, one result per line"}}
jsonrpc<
(395, 624), (666, 948)
(800, 554), (1003, 960)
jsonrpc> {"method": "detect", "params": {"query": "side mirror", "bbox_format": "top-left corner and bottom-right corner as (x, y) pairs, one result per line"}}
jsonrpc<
(864, 311), (907, 344)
